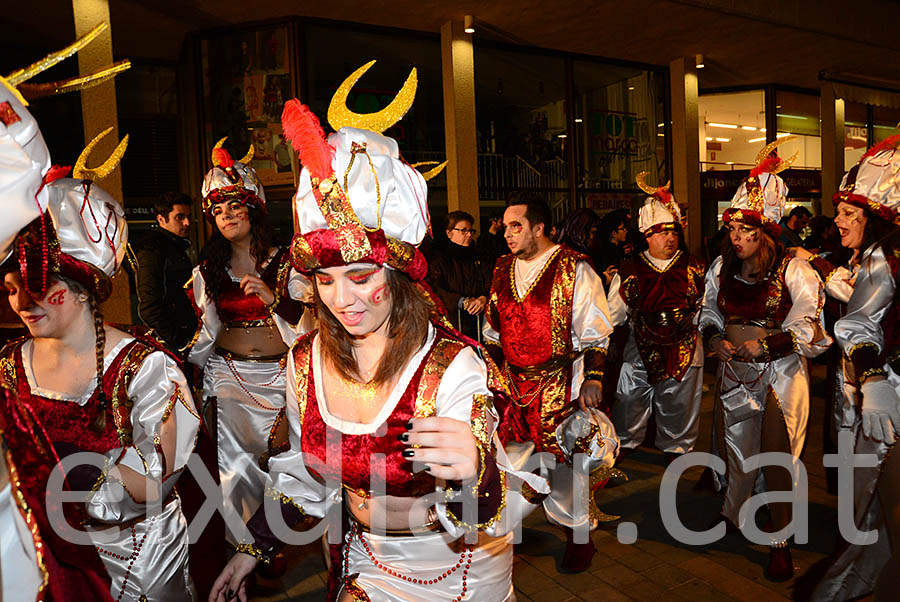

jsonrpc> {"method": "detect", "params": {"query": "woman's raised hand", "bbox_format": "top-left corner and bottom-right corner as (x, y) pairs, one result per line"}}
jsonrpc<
(240, 274), (275, 306)
(401, 417), (480, 483)
(209, 552), (257, 602)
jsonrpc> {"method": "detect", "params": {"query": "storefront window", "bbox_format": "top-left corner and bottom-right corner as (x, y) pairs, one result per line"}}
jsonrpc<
(873, 105), (900, 144)
(699, 90), (766, 171)
(573, 60), (667, 213)
(775, 90), (820, 169)
(844, 101), (867, 167)
(473, 45), (567, 215)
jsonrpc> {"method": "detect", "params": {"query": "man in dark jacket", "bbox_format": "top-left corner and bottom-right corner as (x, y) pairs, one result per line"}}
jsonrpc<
(132, 192), (198, 350)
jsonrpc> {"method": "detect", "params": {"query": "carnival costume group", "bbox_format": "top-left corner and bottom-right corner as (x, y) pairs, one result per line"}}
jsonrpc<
(1, 23), (900, 602)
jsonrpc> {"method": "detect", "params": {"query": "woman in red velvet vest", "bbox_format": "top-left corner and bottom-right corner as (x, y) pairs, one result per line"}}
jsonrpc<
(209, 72), (547, 602)
(699, 139), (830, 583)
(0, 164), (200, 601)
(812, 135), (900, 601)
(185, 142), (310, 549)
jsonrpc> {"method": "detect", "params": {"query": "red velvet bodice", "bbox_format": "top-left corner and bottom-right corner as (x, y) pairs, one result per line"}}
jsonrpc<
(3, 337), (150, 453)
(717, 254), (793, 328)
(293, 329), (466, 498)
(619, 251), (705, 382)
(201, 247), (288, 323)
(487, 246), (583, 367)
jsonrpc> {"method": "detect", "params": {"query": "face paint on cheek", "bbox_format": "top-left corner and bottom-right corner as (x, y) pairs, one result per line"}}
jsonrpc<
(370, 285), (388, 305)
(46, 290), (65, 305)
(747, 230), (759, 243)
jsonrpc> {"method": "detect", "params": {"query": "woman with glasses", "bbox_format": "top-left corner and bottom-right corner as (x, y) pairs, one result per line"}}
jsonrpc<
(427, 210), (492, 340)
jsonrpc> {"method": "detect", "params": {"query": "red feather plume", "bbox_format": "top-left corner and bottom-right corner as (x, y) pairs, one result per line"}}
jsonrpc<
(211, 147), (233, 169)
(281, 99), (334, 182)
(750, 154), (781, 178)
(861, 133), (900, 162)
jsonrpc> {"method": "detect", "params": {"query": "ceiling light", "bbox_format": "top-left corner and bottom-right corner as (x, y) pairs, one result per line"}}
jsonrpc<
(464, 15), (474, 33)
(657, 133), (665, 137)
(760, 128), (766, 132)
(705, 137), (713, 141)
(696, 54), (705, 69)
(715, 137), (730, 142)
(725, 161), (735, 165)
(741, 126), (757, 131)
(574, 118), (583, 123)
(748, 136), (766, 143)
(775, 105), (782, 109)
(628, 86), (635, 91)
(558, 134), (567, 138)
(657, 123), (664, 127)
(776, 132), (790, 138)
(708, 122), (738, 129)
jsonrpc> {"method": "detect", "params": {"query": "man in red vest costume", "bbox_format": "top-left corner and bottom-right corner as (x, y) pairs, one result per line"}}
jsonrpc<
(612, 173), (706, 464)
(483, 195), (618, 573)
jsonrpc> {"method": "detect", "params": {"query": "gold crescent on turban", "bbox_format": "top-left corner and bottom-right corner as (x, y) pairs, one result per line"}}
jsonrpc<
(73, 127), (129, 181)
(327, 60), (417, 134)
(410, 160), (448, 181)
(213, 136), (254, 165)
(635, 171), (671, 196)
(755, 135), (798, 174)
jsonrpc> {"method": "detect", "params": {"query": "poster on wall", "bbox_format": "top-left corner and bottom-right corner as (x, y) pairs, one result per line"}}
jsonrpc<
(201, 24), (296, 187)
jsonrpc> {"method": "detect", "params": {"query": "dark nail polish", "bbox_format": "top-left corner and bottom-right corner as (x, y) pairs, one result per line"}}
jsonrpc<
(405, 421), (414, 430)
(424, 465), (432, 472)
(226, 590), (234, 600)
(397, 433), (409, 442)
(402, 449), (414, 458)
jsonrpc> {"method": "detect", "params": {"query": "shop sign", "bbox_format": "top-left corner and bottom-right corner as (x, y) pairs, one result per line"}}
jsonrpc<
(586, 192), (634, 212)
(587, 109), (654, 164)
(701, 168), (821, 201)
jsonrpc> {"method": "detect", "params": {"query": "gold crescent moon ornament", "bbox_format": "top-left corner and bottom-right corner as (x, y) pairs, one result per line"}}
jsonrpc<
(5, 22), (108, 87)
(755, 135), (798, 168)
(635, 171), (671, 196)
(212, 136), (254, 164)
(18, 59), (131, 101)
(327, 60), (417, 134)
(73, 127), (129, 181)
(410, 160), (448, 181)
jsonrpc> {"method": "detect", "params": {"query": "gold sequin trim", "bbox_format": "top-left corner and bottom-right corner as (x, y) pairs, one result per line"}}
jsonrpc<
(510, 246), (562, 303)
(639, 249), (682, 274)
(469, 394), (492, 447)
(234, 542), (271, 564)
(413, 337), (466, 418)
(444, 469), (507, 531)
(264, 487), (308, 515)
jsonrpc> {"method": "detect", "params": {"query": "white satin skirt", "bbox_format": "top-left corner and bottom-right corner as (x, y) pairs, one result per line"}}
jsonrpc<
(340, 527), (515, 601)
(88, 497), (194, 601)
(714, 354), (809, 528)
(613, 335), (703, 453)
(203, 352), (286, 543)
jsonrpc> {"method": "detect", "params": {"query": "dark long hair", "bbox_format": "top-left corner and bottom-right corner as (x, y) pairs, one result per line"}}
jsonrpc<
(859, 209), (900, 266)
(557, 208), (601, 255)
(203, 205), (277, 300)
(314, 267), (430, 386)
(720, 228), (782, 283)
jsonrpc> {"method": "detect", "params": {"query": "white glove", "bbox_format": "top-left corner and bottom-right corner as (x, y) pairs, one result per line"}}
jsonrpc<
(860, 378), (900, 444)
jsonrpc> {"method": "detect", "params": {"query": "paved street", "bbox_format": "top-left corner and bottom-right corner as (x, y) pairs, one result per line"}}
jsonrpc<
(251, 362), (860, 601)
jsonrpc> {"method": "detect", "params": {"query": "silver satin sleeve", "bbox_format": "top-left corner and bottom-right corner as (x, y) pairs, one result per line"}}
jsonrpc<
(813, 246), (898, 600)
(571, 260), (613, 352)
(834, 245), (895, 357)
(699, 256), (726, 335)
(85, 350), (199, 601)
(613, 330), (703, 453)
(824, 265), (854, 304)
(605, 272), (627, 327)
(186, 266), (221, 368)
(782, 257), (832, 357)
(270, 268), (315, 346)
(86, 350), (201, 523)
